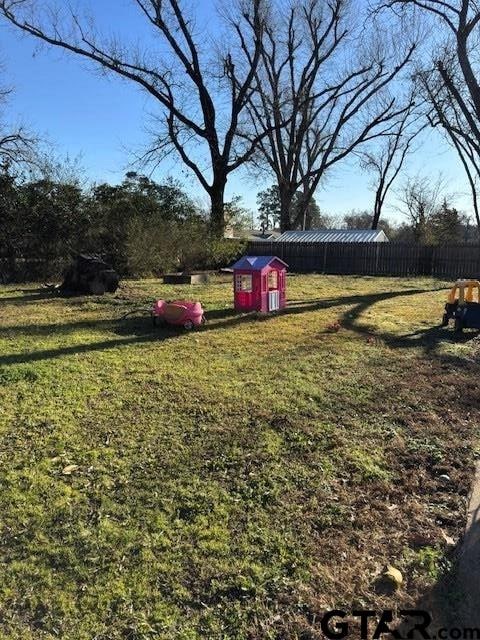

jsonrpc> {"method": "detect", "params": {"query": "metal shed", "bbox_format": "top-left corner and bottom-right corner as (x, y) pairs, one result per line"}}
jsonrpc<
(275, 229), (389, 243)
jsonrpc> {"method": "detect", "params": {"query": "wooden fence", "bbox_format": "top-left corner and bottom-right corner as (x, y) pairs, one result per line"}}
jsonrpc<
(246, 241), (480, 278)
(3, 242), (480, 283)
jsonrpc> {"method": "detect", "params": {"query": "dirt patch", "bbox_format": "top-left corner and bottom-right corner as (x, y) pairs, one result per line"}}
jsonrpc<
(273, 356), (480, 639)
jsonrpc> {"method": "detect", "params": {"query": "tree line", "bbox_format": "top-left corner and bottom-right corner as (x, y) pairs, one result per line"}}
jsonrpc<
(0, 167), (245, 282)
(1, 160), (472, 284)
(256, 180), (477, 244)
(0, 0), (479, 237)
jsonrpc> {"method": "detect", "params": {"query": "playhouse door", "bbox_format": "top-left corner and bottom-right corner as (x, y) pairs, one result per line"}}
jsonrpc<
(268, 290), (280, 311)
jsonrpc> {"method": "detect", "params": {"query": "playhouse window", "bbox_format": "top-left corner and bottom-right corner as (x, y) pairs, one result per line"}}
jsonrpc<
(268, 271), (278, 289)
(236, 274), (252, 292)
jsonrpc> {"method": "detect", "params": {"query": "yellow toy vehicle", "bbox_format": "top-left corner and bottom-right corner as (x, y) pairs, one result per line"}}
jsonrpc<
(442, 279), (480, 332)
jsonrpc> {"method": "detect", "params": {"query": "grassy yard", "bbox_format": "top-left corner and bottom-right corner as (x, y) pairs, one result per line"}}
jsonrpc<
(0, 275), (479, 639)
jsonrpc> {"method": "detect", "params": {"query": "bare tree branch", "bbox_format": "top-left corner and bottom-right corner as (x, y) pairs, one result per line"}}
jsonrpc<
(378, 0), (480, 228)
(240, 0), (416, 230)
(358, 90), (427, 228)
(0, 0), (269, 236)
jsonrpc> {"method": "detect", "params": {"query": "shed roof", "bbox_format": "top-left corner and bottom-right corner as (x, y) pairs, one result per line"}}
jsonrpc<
(275, 229), (389, 243)
(227, 229), (282, 241)
(231, 255), (288, 271)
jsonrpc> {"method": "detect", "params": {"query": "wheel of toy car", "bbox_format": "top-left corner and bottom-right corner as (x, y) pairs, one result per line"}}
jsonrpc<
(441, 313), (449, 327)
(454, 317), (463, 333)
(184, 319), (194, 330)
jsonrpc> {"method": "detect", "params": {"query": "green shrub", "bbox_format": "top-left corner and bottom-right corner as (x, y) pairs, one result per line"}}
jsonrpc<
(205, 238), (247, 270)
(126, 220), (247, 276)
(125, 219), (180, 276)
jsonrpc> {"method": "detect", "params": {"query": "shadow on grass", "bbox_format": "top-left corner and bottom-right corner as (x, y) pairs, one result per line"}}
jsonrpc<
(0, 288), (427, 340)
(338, 292), (479, 358)
(0, 286), (454, 367)
(0, 289), (58, 304)
(2, 283), (479, 627)
(392, 517), (480, 635)
(403, 465), (480, 632)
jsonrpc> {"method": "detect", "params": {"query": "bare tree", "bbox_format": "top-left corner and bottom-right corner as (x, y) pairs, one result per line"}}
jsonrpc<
(378, 0), (480, 228)
(0, 86), (34, 169)
(416, 66), (480, 228)
(0, 0), (269, 237)
(359, 95), (426, 229)
(396, 173), (445, 242)
(0, 83), (37, 283)
(237, 0), (416, 231)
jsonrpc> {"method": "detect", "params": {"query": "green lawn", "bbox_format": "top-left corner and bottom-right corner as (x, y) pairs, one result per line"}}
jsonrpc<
(0, 275), (479, 639)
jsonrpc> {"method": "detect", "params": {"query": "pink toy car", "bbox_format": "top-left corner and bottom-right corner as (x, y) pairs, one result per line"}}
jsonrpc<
(152, 299), (205, 330)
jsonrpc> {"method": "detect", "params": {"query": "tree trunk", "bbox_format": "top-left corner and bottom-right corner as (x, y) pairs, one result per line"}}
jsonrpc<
(209, 182), (226, 239)
(293, 193), (312, 230)
(6, 245), (17, 282)
(305, 205), (313, 230)
(279, 186), (295, 232)
(372, 192), (382, 230)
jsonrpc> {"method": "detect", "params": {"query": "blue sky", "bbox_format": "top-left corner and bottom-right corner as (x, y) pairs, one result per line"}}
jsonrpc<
(0, 0), (472, 225)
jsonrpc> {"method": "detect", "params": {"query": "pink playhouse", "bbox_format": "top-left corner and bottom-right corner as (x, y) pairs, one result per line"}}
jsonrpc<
(232, 256), (288, 313)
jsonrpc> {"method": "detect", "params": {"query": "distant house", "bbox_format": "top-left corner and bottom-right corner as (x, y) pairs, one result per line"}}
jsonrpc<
(225, 228), (282, 241)
(275, 229), (389, 243)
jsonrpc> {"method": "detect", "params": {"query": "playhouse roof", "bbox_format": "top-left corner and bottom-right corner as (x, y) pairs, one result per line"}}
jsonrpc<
(232, 255), (288, 271)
